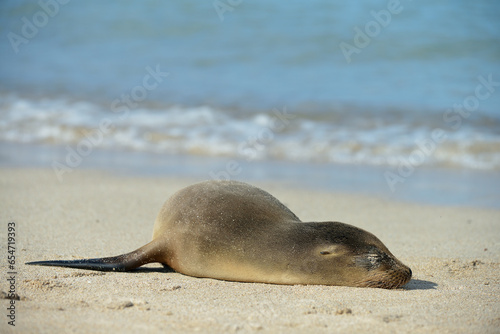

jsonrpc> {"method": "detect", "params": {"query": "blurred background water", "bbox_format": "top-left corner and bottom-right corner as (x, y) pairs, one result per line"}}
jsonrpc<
(1, 0), (499, 207)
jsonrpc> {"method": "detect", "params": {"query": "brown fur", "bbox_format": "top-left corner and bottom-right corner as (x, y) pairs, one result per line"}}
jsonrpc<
(27, 180), (412, 289)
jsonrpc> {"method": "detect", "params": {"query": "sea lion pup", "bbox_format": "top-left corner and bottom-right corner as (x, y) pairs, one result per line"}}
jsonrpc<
(27, 180), (412, 289)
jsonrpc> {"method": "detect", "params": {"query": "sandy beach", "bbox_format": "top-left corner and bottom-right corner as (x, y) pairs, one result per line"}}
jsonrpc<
(2, 1), (499, 333)
(1, 168), (499, 333)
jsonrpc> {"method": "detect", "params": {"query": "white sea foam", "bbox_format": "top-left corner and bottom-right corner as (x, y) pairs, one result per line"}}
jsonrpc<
(1, 96), (499, 170)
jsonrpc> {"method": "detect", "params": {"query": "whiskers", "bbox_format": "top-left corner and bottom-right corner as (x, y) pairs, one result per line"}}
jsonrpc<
(355, 267), (412, 289)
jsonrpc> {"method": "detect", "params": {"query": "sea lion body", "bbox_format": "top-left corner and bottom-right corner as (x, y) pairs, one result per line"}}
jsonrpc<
(27, 181), (412, 289)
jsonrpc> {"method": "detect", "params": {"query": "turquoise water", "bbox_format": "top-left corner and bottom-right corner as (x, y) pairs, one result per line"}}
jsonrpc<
(1, 1), (499, 110)
(0, 1), (499, 206)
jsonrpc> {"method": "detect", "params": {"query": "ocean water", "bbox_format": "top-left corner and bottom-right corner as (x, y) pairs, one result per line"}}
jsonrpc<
(1, 1), (500, 206)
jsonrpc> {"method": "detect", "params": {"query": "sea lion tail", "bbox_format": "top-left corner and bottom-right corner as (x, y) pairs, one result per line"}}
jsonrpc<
(25, 239), (164, 272)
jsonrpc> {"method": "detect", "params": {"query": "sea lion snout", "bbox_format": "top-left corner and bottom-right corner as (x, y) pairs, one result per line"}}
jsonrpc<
(387, 265), (412, 289)
(348, 242), (412, 288)
(354, 257), (412, 289)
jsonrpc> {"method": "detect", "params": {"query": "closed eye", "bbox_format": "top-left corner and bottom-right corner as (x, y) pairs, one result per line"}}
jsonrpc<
(366, 254), (381, 265)
(355, 253), (382, 269)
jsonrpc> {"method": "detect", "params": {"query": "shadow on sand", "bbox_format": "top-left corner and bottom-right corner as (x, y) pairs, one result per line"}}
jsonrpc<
(404, 278), (437, 290)
(128, 268), (438, 291)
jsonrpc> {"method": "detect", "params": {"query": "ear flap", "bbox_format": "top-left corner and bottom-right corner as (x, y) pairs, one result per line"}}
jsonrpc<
(318, 245), (344, 256)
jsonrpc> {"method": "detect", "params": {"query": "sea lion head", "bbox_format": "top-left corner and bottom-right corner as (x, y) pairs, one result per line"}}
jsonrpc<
(290, 222), (412, 289)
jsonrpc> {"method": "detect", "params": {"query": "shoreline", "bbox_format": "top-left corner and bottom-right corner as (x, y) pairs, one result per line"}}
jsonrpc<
(1, 141), (499, 209)
(1, 168), (499, 333)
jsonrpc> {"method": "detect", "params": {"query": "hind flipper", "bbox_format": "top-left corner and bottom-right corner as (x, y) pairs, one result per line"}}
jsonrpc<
(26, 239), (165, 272)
